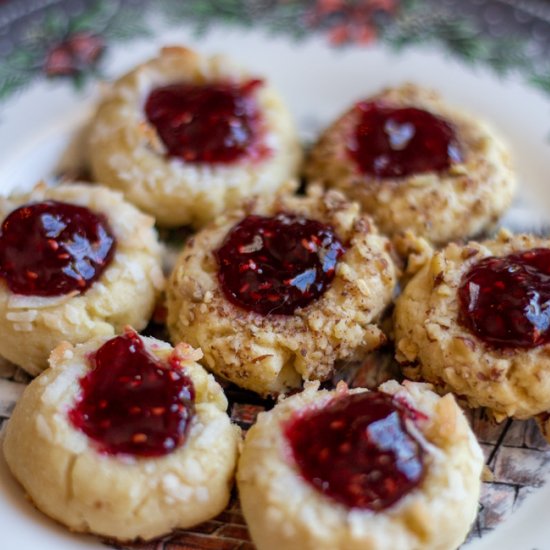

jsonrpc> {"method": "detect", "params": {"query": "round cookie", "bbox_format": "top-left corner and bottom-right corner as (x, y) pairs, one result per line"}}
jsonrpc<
(88, 45), (302, 227)
(237, 380), (483, 550)
(394, 229), (550, 420)
(0, 182), (164, 376)
(304, 83), (516, 244)
(166, 186), (398, 397)
(3, 330), (241, 541)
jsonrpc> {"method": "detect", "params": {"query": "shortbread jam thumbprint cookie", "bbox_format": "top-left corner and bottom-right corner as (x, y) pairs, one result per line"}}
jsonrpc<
(0, 183), (164, 376)
(237, 381), (483, 550)
(88, 46), (302, 227)
(3, 330), (240, 541)
(394, 230), (550, 421)
(167, 186), (398, 397)
(304, 83), (516, 244)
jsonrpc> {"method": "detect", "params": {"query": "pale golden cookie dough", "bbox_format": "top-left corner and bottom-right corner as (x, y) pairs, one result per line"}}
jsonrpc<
(3, 334), (241, 542)
(394, 229), (550, 420)
(167, 186), (398, 397)
(88, 46), (302, 227)
(0, 183), (164, 376)
(237, 380), (483, 550)
(304, 83), (516, 244)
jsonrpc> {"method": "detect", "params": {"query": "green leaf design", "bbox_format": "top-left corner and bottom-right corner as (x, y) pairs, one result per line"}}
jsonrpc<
(265, 2), (309, 38)
(1, 0), (550, 105)
(6, 49), (41, 70)
(61, 0), (150, 41)
(101, 3), (151, 41)
(385, 5), (535, 83)
(0, 70), (32, 101)
(0, 47), (42, 101)
(158, 0), (252, 34)
(530, 72), (550, 95)
(40, 11), (69, 37)
(69, 1), (119, 33)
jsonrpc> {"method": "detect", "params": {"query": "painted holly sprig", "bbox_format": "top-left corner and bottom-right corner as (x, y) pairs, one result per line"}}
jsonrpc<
(0, 0), (150, 100)
(1, 0), (550, 102)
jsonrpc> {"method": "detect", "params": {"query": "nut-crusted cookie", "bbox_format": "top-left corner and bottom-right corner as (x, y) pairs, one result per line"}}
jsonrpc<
(394, 229), (550, 420)
(0, 183), (164, 376)
(166, 186), (398, 397)
(304, 83), (516, 244)
(237, 380), (483, 550)
(88, 46), (302, 227)
(3, 331), (241, 541)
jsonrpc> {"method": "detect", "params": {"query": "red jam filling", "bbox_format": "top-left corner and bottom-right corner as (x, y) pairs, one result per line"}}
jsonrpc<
(144, 79), (267, 164)
(0, 200), (115, 297)
(284, 391), (425, 511)
(347, 101), (463, 178)
(216, 213), (346, 316)
(458, 248), (550, 349)
(68, 331), (195, 457)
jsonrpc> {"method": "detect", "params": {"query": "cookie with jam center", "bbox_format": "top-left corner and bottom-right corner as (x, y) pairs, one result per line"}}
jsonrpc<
(0, 182), (164, 375)
(304, 83), (516, 245)
(237, 380), (483, 550)
(88, 45), (302, 228)
(166, 186), (398, 397)
(3, 330), (240, 541)
(395, 229), (550, 420)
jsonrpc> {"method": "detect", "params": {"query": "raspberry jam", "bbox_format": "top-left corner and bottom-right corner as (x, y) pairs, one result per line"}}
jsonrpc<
(347, 101), (463, 178)
(0, 200), (115, 296)
(68, 331), (195, 457)
(284, 391), (425, 511)
(216, 213), (346, 315)
(144, 80), (266, 164)
(458, 249), (550, 349)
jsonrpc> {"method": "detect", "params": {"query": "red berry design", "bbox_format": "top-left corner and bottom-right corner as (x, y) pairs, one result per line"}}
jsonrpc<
(45, 32), (104, 77)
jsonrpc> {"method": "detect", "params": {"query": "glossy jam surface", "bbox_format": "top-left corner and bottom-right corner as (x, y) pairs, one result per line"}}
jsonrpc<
(347, 101), (463, 178)
(144, 80), (266, 164)
(284, 391), (425, 511)
(69, 332), (195, 457)
(0, 200), (115, 296)
(458, 248), (550, 349)
(216, 213), (346, 315)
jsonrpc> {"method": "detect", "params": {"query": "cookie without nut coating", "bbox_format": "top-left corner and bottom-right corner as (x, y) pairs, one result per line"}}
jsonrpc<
(0, 183), (164, 376)
(166, 186), (398, 397)
(394, 230), (550, 420)
(304, 83), (516, 244)
(88, 45), (302, 227)
(3, 334), (241, 541)
(237, 381), (483, 550)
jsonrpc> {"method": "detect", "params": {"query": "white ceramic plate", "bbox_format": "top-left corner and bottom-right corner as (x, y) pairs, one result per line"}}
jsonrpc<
(1, 8), (550, 550)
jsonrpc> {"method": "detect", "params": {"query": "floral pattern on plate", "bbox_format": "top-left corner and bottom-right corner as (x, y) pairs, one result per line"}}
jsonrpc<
(1, 0), (550, 102)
